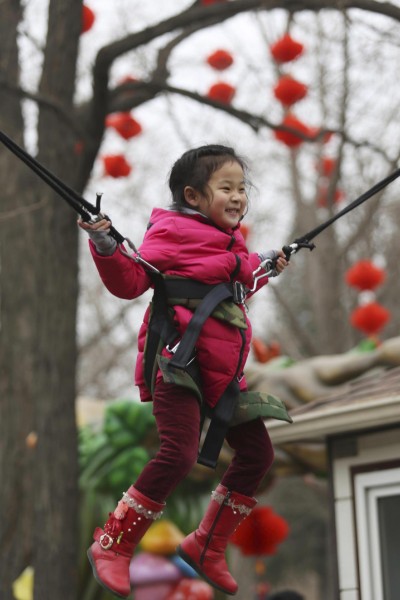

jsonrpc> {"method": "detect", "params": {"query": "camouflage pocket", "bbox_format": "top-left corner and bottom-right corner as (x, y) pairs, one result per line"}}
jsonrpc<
(157, 354), (203, 402)
(231, 391), (293, 426)
(211, 300), (248, 329)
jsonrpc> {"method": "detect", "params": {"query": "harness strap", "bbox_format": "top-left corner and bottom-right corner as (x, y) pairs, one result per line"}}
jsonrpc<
(168, 282), (239, 371)
(197, 380), (240, 469)
(143, 274), (177, 391)
(165, 281), (245, 469)
(163, 278), (218, 300)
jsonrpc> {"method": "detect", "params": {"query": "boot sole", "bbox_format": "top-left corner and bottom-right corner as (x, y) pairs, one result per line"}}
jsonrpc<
(176, 544), (237, 596)
(87, 548), (130, 599)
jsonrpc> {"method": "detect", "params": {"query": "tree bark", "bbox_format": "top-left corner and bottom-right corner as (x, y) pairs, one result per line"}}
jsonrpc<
(0, 0), (37, 596)
(0, 0), (81, 598)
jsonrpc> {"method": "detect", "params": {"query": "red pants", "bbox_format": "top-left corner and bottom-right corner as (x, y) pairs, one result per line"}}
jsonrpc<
(134, 381), (274, 503)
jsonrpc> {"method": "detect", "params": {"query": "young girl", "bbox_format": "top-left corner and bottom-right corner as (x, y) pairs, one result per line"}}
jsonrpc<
(79, 144), (289, 598)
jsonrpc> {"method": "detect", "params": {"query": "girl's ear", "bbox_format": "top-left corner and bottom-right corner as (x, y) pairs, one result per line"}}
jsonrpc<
(183, 186), (201, 207)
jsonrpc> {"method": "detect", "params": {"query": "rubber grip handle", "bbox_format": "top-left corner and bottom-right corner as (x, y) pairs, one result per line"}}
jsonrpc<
(282, 245), (293, 262)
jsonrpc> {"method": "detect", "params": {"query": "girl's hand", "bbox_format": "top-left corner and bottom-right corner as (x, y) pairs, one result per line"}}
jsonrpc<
(77, 217), (117, 255)
(77, 217), (112, 232)
(258, 249), (289, 277)
(275, 250), (289, 274)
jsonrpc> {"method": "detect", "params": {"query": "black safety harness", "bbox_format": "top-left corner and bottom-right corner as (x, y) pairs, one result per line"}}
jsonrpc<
(139, 260), (251, 468)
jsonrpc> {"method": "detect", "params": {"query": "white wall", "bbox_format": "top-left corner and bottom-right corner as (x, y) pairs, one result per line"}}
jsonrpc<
(331, 427), (400, 600)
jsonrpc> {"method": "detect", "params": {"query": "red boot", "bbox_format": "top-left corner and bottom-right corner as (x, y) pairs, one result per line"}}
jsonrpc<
(87, 486), (164, 599)
(177, 484), (256, 595)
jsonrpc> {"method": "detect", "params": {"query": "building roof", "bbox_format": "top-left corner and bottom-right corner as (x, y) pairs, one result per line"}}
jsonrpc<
(267, 366), (400, 444)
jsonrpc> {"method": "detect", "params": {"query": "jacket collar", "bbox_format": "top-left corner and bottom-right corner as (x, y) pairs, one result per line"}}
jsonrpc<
(169, 206), (240, 235)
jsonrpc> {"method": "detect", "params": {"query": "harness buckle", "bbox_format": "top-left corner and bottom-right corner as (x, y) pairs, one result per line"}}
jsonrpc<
(166, 341), (180, 354)
(166, 341), (197, 367)
(232, 281), (246, 305)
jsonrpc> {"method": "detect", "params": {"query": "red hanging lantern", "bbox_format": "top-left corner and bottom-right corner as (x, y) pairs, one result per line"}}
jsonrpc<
(207, 82), (236, 104)
(273, 76), (308, 106)
(103, 154), (132, 178)
(230, 506), (289, 556)
(317, 185), (344, 208)
(350, 302), (390, 335)
(274, 114), (311, 148)
(317, 157), (336, 177)
(82, 5), (95, 33)
(270, 34), (304, 63)
(106, 113), (143, 140)
(206, 49), (234, 71)
(345, 260), (386, 291)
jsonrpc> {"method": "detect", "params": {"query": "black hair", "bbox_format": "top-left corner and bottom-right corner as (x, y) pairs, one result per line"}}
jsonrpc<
(168, 144), (250, 211)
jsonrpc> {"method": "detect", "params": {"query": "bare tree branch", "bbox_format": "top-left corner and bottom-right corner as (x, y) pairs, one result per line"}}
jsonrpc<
(83, 0), (400, 181)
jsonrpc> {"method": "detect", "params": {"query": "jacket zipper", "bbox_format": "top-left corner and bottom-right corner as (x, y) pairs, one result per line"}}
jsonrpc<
(227, 234), (236, 251)
(234, 328), (246, 381)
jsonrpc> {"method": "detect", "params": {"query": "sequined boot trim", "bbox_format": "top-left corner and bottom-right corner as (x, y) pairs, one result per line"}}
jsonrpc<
(120, 491), (163, 520)
(211, 489), (253, 516)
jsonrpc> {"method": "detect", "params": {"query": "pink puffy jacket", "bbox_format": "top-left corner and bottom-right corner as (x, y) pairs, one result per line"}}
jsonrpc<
(89, 208), (269, 407)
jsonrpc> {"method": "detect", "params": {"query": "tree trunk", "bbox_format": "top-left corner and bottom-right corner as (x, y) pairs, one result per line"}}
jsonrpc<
(0, 1), (82, 598)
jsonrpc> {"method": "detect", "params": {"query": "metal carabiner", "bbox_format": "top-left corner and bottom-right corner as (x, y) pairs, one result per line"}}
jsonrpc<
(249, 243), (300, 292)
(118, 238), (161, 274)
(248, 259), (275, 292)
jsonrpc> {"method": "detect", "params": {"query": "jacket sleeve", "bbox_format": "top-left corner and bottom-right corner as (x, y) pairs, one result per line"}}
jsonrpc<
(89, 241), (152, 300)
(138, 217), (181, 270)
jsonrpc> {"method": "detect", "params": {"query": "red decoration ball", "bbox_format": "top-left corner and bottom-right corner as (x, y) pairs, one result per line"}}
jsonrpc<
(207, 49), (234, 71)
(106, 113), (143, 140)
(270, 34), (304, 63)
(103, 155), (132, 178)
(317, 157), (336, 177)
(273, 76), (308, 106)
(274, 114), (311, 148)
(230, 506), (289, 556)
(207, 82), (236, 104)
(350, 302), (390, 335)
(345, 260), (386, 291)
(82, 5), (95, 34)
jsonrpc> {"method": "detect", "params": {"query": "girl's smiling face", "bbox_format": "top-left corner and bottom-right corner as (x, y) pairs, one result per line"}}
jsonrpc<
(184, 160), (248, 230)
